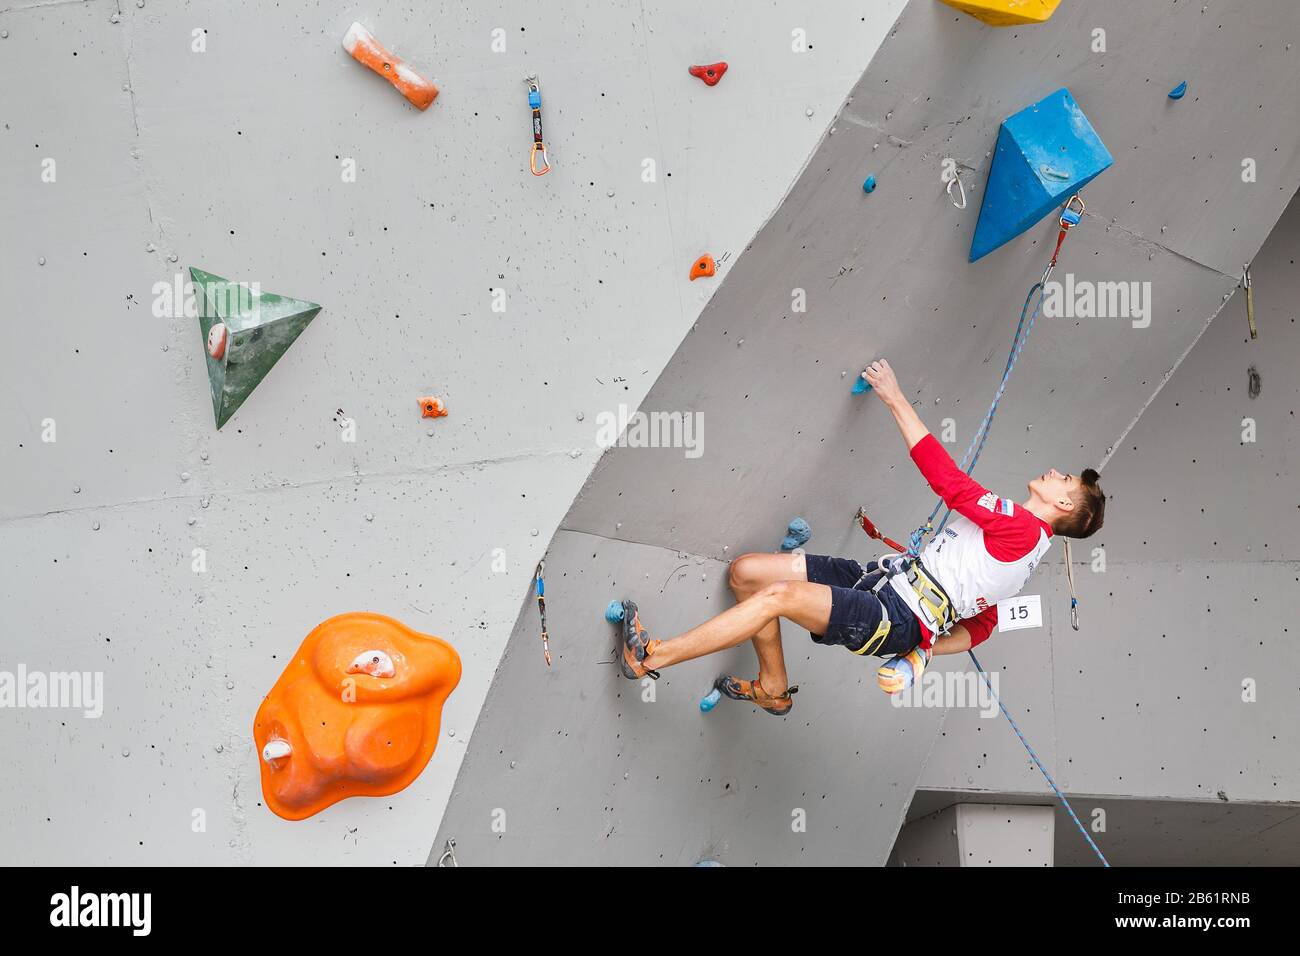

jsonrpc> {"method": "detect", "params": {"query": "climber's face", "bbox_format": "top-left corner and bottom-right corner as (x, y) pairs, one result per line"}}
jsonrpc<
(1028, 469), (1079, 513)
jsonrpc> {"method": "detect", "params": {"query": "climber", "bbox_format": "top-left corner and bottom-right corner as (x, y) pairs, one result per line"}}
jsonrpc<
(616, 358), (1106, 715)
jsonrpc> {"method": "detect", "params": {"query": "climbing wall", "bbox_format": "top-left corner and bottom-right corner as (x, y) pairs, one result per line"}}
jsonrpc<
(915, 187), (1300, 850)
(433, 0), (1300, 864)
(0, 0), (908, 865)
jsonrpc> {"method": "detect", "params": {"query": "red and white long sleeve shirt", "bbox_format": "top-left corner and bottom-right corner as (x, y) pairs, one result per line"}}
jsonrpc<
(888, 434), (1053, 649)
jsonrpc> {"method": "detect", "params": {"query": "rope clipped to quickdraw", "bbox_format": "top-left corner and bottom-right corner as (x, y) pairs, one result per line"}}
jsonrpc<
(967, 648), (1109, 866)
(525, 74), (551, 176)
(534, 560), (552, 666)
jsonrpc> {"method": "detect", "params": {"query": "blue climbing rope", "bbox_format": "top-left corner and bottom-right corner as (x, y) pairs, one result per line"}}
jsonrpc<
(967, 647), (1110, 867)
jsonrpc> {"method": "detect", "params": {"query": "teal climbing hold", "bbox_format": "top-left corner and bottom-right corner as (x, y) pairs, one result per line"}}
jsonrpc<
(780, 517), (811, 551)
(1168, 81), (1187, 100)
(862, 175), (877, 194)
(851, 373), (872, 395)
(700, 687), (722, 712)
(968, 88), (1113, 263)
(604, 600), (625, 623)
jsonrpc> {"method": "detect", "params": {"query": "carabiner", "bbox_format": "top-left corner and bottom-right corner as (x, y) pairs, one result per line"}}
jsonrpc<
(437, 838), (458, 867)
(530, 142), (551, 176)
(946, 174), (967, 210)
(1060, 194), (1085, 228)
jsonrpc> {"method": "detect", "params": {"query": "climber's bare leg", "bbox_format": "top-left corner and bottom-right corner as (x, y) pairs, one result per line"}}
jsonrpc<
(641, 575), (830, 687)
(723, 551), (810, 694)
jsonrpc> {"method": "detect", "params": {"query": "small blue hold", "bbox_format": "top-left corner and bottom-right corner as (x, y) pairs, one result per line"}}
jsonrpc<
(1168, 81), (1187, 100)
(862, 175), (877, 194)
(604, 599), (625, 623)
(693, 859), (725, 867)
(780, 517), (811, 552)
(851, 373), (872, 395)
(699, 687), (723, 712)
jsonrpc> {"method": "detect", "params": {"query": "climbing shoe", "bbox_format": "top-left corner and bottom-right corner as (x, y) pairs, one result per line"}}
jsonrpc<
(877, 646), (930, 695)
(618, 600), (661, 680)
(717, 675), (798, 716)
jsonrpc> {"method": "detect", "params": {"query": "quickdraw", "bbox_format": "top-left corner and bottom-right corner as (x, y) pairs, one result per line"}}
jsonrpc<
(1242, 263), (1257, 339)
(525, 74), (551, 176)
(855, 507), (907, 554)
(1063, 538), (1080, 630)
(535, 560), (552, 666)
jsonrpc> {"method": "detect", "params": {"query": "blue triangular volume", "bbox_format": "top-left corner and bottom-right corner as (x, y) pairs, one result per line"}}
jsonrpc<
(969, 88), (1113, 263)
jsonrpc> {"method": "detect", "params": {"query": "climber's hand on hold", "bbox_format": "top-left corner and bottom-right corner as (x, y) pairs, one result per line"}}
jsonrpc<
(864, 359), (904, 406)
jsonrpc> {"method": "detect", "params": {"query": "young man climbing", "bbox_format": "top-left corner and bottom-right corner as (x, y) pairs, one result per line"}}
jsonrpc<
(616, 359), (1106, 714)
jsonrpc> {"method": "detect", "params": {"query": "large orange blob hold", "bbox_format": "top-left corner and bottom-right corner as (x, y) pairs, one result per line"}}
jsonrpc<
(253, 612), (461, 821)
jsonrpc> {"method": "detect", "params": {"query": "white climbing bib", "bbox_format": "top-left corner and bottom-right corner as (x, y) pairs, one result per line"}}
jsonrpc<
(997, 594), (1042, 632)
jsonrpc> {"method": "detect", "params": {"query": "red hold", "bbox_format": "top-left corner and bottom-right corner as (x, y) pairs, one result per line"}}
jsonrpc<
(688, 62), (728, 87)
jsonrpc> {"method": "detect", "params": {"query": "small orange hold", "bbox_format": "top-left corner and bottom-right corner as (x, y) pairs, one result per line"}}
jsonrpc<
(688, 62), (728, 86)
(253, 612), (461, 821)
(419, 396), (448, 418)
(689, 254), (717, 281)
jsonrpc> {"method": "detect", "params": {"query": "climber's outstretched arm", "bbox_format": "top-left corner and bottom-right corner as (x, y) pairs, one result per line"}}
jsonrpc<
(863, 359), (930, 450)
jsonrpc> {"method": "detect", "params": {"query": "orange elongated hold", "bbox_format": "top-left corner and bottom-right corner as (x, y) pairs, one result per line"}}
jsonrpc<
(418, 396), (447, 418)
(342, 22), (439, 111)
(689, 254), (716, 281)
(688, 62), (728, 86)
(253, 612), (461, 821)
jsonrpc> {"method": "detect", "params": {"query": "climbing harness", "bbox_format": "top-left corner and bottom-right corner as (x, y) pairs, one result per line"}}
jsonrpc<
(1242, 263), (1257, 339)
(851, 592), (893, 657)
(967, 648), (1109, 867)
(534, 560), (552, 666)
(525, 74), (551, 176)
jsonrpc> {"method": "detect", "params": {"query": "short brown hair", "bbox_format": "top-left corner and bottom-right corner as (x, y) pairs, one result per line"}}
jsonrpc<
(1056, 468), (1105, 538)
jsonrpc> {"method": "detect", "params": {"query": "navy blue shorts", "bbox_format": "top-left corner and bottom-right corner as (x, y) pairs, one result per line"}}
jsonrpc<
(804, 554), (922, 658)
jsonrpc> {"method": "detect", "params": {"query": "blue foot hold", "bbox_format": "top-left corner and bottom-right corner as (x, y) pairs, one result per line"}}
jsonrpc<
(604, 599), (625, 623)
(780, 517), (811, 551)
(700, 687), (723, 712)
(862, 175), (877, 194)
(851, 374), (872, 395)
(1168, 81), (1188, 100)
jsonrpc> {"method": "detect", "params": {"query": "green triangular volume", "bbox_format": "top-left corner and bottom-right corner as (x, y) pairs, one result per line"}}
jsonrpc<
(190, 267), (322, 429)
